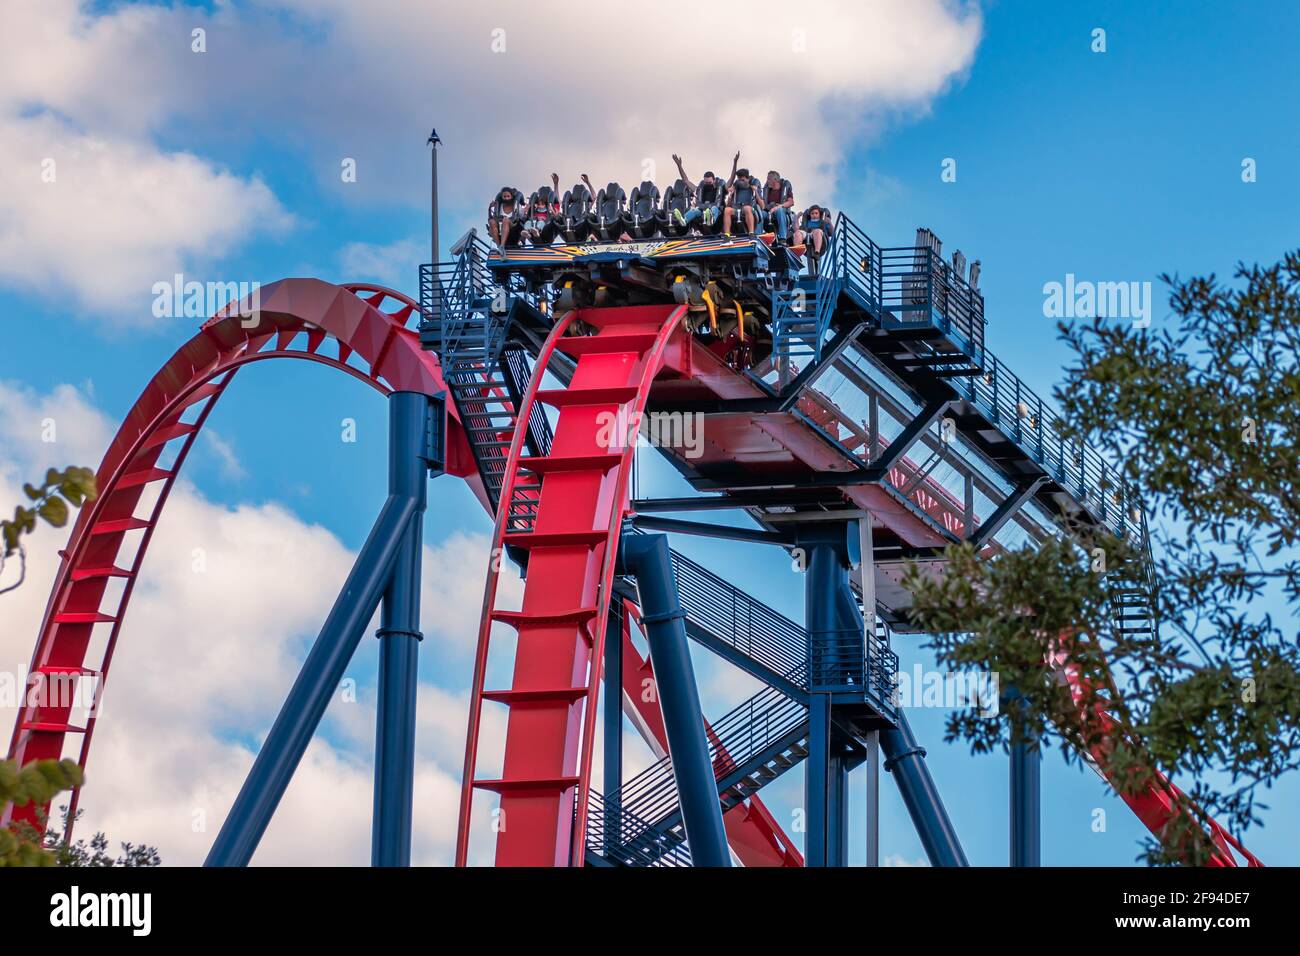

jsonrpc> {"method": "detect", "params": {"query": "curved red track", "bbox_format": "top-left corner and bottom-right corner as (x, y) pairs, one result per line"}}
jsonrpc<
(2, 279), (481, 830)
(456, 304), (689, 866)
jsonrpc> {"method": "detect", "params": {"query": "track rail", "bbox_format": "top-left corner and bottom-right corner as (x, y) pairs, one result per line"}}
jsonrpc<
(1051, 644), (1263, 867)
(456, 303), (688, 866)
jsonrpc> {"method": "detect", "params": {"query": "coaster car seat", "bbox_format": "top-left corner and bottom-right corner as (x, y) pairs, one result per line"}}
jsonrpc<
(629, 180), (662, 239)
(595, 182), (632, 241)
(561, 183), (595, 242)
(660, 179), (692, 236)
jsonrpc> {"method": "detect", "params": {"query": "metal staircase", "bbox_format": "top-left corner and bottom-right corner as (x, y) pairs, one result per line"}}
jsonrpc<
(771, 274), (842, 369)
(420, 233), (552, 512)
(660, 546), (809, 695)
(584, 791), (693, 867)
(589, 584), (900, 866)
(1110, 507), (1159, 644)
(590, 678), (812, 866)
(628, 538), (899, 708)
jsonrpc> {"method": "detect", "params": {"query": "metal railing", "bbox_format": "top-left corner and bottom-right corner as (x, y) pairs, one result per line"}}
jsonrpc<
(667, 548), (807, 684)
(955, 356), (1142, 543)
(809, 626), (866, 691)
(828, 212), (884, 306)
(584, 791), (692, 867)
(878, 245), (986, 367)
(808, 618), (899, 700)
(419, 231), (494, 338)
(502, 346), (553, 458)
(868, 619), (899, 702)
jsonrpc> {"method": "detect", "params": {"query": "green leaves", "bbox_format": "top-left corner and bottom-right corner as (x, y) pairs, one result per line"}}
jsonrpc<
(0, 757), (84, 808)
(0, 760), (158, 867)
(0, 758), (84, 867)
(1, 466), (97, 561)
(38, 496), (68, 528)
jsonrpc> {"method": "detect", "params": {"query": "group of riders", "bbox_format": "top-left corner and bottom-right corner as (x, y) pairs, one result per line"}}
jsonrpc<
(486, 152), (835, 268)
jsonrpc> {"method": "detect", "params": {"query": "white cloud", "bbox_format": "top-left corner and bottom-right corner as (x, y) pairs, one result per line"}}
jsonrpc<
(337, 238), (426, 290)
(0, 2), (291, 320)
(202, 430), (246, 481)
(0, 112), (290, 320)
(250, 0), (981, 205)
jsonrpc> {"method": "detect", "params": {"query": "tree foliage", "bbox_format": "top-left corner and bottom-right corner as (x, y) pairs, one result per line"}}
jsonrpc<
(0, 758), (82, 866)
(45, 809), (162, 868)
(905, 253), (1300, 865)
(0, 466), (97, 594)
(0, 760), (161, 867)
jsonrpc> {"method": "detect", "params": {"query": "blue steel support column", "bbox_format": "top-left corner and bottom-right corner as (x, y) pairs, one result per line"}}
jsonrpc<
(603, 603), (624, 853)
(829, 745), (850, 867)
(206, 494), (416, 866)
(372, 391), (433, 866)
(804, 538), (846, 867)
(880, 711), (969, 866)
(620, 532), (730, 867)
(1008, 689), (1041, 867)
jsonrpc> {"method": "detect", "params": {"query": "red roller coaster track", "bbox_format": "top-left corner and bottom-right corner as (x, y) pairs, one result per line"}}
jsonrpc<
(456, 303), (690, 866)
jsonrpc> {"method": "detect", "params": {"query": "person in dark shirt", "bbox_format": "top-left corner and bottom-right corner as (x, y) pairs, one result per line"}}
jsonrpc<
(724, 166), (762, 237)
(487, 186), (525, 248)
(761, 170), (795, 244)
(671, 152), (738, 234)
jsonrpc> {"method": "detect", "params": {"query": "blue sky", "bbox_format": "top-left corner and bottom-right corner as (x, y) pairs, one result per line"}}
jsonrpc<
(1, 0), (1295, 865)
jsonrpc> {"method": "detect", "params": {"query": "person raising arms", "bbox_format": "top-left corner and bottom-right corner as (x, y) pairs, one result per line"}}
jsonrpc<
(670, 152), (737, 235)
(724, 162), (762, 237)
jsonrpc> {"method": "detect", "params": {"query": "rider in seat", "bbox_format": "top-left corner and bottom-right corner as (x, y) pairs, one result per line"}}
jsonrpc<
(761, 170), (795, 245)
(629, 180), (662, 239)
(522, 173), (563, 246)
(670, 152), (736, 235)
(660, 179), (693, 236)
(723, 168), (762, 237)
(487, 186), (525, 248)
(793, 205), (833, 276)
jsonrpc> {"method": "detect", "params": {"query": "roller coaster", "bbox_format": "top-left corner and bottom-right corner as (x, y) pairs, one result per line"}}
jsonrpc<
(2, 178), (1263, 867)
